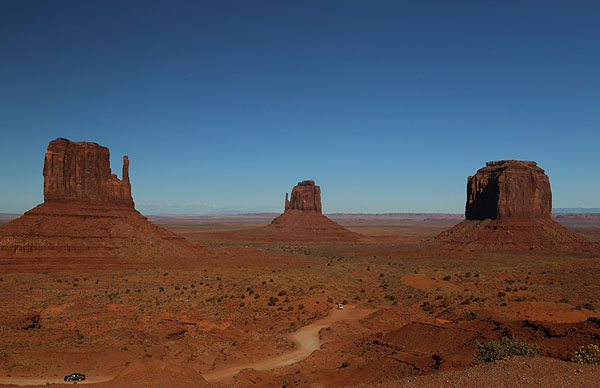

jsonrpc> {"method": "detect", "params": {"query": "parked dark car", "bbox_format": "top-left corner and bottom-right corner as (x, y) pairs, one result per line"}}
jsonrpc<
(64, 373), (86, 381)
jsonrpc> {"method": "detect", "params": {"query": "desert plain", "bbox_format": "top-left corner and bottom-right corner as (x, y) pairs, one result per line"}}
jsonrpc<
(1, 212), (599, 387)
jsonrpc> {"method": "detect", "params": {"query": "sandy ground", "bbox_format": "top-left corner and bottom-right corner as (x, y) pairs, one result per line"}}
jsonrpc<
(1, 219), (599, 387)
(203, 306), (374, 382)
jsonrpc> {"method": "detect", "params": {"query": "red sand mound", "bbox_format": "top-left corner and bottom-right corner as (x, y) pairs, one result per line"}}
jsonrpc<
(436, 218), (596, 250)
(0, 202), (195, 258)
(267, 209), (361, 241)
(0, 138), (200, 258)
(436, 160), (595, 250)
(105, 360), (210, 388)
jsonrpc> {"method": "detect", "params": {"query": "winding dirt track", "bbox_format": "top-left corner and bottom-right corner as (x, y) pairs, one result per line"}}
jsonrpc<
(203, 305), (374, 382)
(0, 306), (373, 386)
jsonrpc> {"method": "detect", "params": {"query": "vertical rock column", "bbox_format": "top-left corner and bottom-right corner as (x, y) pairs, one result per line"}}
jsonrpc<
(285, 180), (322, 213)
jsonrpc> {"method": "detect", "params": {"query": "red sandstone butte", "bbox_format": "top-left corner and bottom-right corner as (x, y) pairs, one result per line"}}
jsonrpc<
(466, 160), (551, 220)
(43, 138), (134, 207)
(0, 138), (198, 258)
(267, 180), (360, 242)
(284, 180), (322, 213)
(436, 160), (594, 250)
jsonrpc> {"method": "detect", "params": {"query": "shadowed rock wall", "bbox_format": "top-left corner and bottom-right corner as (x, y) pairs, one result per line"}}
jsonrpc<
(466, 160), (551, 220)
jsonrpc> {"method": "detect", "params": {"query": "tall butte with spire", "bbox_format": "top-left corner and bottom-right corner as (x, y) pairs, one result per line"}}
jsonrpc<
(267, 180), (360, 241)
(0, 138), (198, 258)
(436, 160), (595, 250)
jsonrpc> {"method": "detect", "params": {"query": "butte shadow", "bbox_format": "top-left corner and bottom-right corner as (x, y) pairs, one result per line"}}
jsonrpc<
(435, 160), (597, 251)
(214, 180), (362, 243)
(0, 138), (200, 259)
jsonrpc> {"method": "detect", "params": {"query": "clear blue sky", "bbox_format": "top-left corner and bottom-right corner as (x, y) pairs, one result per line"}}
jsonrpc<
(1, 1), (599, 214)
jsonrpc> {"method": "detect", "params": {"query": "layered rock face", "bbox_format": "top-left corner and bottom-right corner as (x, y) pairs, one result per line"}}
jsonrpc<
(284, 180), (322, 213)
(436, 160), (594, 250)
(466, 160), (551, 220)
(0, 138), (197, 258)
(43, 138), (133, 207)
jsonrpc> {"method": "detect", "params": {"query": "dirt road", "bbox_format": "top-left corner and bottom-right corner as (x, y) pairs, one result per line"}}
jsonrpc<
(0, 306), (373, 386)
(203, 305), (374, 382)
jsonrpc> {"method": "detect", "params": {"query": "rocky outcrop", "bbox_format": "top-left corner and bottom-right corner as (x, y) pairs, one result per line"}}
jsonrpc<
(43, 138), (134, 207)
(466, 160), (551, 220)
(284, 180), (322, 213)
(266, 180), (360, 242)
(436, 160), (595, 250)
(0, 138), (198, 258)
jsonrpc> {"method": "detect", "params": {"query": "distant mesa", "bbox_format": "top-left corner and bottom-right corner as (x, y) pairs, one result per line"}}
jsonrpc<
(267, 180), (360, 242)
(209, 180), (361, 242)
(0, 138), (199, 258)
(436, 160), (595, 250)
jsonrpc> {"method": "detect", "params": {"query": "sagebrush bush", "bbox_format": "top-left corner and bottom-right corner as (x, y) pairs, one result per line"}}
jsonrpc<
(474, 336), (538, 362)
(571, 344), (600, 364)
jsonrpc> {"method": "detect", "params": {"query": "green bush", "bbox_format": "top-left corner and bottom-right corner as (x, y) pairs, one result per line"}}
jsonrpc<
(474, 336), (538, 362)
(571, 344), (600, 364)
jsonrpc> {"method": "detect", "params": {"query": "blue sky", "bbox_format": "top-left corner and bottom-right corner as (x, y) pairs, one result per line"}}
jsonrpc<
(1, 1), (599, 214)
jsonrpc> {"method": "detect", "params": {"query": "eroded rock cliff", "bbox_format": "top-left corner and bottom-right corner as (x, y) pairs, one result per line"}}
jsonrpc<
(43, 138), (133, 207)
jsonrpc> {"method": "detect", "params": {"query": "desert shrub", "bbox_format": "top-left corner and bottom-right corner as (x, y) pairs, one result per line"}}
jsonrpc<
(474, 336), (538, 362)
(442, 275), (451, 281)
(278, 290), (287, 296)
(268, 296), (279, 306)
(583, 303), (596, 311)
(571, 344), (600, 364)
